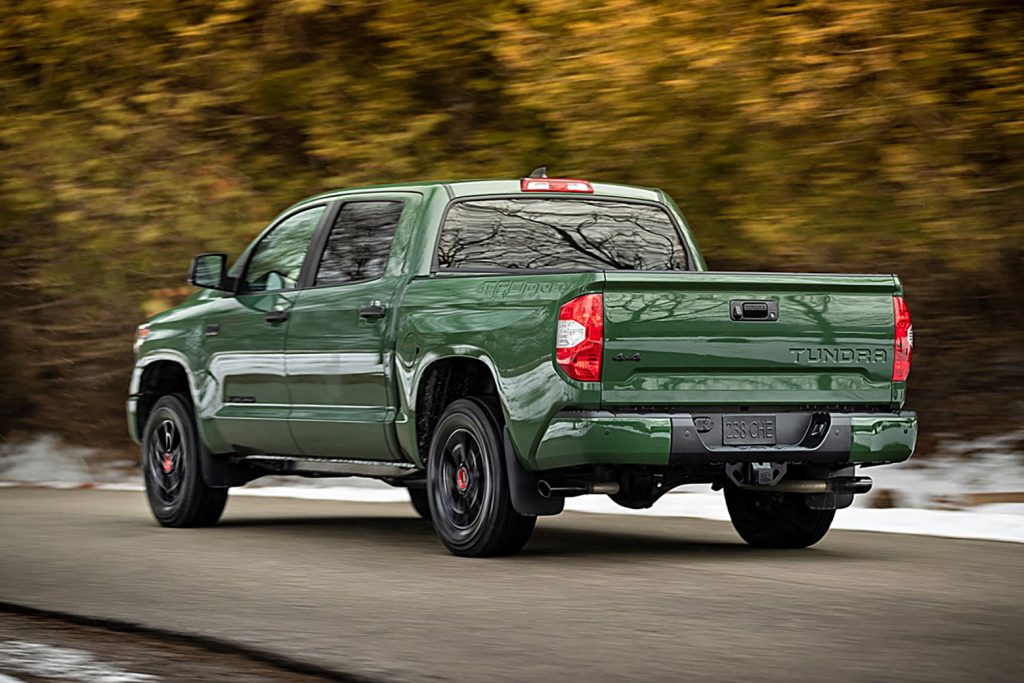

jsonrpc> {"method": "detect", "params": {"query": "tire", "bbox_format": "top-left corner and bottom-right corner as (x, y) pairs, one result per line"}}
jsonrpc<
(426, 398), (536, 557)
(724, 486), (834, 549)
(142, 394), (228, 528)
(408, 487), (432, 520)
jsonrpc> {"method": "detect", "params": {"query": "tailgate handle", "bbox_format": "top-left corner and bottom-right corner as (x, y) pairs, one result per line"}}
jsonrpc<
(730, 300), (778, 321)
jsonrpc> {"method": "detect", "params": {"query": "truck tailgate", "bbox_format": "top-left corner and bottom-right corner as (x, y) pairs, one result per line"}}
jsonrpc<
(601, 272), (898, 407)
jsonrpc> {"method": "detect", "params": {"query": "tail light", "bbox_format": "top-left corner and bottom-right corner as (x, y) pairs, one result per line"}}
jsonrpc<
(556, 293), (603, 382)
(892, 296), (912, 381)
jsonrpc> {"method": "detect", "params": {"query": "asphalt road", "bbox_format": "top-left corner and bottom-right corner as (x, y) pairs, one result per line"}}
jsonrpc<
(1, 488), (1021, 682)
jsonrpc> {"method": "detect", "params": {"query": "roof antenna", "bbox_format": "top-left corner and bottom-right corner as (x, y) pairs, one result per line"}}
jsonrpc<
(528, 166), (548, 178)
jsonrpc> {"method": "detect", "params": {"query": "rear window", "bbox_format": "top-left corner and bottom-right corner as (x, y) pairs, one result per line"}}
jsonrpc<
(436, 198), (688, 271)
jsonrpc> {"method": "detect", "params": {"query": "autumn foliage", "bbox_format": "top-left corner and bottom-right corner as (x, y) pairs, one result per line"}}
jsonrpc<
(1, 1), (1021, 451)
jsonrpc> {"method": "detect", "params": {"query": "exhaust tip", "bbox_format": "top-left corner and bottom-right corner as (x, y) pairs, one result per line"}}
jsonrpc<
(537, 480), (552, 499)
(833, 476), (873, 495)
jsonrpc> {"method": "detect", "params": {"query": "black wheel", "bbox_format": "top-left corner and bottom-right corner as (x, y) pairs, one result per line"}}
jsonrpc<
(426, 398), (536, 557)
(142, 394), (227, 528)
(408, 487), (432, 520)
(724, 486), (834, 549)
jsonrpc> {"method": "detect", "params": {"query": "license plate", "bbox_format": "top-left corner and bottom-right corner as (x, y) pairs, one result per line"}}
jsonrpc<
(722, 415), (777, 446)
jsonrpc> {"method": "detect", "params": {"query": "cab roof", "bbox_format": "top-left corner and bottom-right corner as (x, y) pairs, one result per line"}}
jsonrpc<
(290, 178), (663, 211)
(445, 179), (661, 202)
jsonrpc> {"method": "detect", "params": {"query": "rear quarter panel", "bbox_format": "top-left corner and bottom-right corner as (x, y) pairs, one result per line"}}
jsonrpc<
(395, 273), (603, 468)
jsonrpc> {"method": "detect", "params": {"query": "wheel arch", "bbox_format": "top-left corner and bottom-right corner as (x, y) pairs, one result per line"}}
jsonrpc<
(410, 354), (501, 467)
(404, 352), (564, 518)
(132, 352), (201, 439)
(135, 359), (194, 435)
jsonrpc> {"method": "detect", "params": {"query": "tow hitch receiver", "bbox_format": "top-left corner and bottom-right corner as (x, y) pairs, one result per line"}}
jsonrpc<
(724, 462), (873, 510)
(726, 462), (787, 488)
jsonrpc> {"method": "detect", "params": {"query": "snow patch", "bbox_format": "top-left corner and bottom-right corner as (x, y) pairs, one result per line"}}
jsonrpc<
(0, 640), (156, 682)
(0, 435), (99, 483)
(856, 444), (1024, 509)
(0, 435), (135, 484)
(234, 484), (409, 503)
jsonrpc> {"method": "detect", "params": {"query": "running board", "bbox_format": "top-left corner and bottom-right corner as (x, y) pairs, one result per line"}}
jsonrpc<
(236, 455), (420, 479)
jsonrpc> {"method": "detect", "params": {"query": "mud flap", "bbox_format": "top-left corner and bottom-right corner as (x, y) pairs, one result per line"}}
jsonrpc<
(503, 427), (563, 516)
(199, 444), (263, 488)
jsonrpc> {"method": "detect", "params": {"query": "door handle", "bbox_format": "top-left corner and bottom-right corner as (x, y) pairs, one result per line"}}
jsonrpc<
(264, 308), (289, 324)
(359, 301), (387, 320)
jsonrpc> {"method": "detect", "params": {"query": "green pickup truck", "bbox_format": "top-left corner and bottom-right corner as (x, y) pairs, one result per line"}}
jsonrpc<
(128, 172), (916, 557)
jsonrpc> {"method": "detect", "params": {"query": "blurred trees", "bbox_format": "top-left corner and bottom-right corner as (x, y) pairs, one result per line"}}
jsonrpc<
(0, 0), (1021, 449)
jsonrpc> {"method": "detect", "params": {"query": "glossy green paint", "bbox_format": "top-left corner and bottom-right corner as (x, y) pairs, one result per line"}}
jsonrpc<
(132, 288), (303, 455)
(394, 271), (604, 468)
(534, 415), (672, 470)
(850, 414), (917, 464)
(284, 192), (424, 460)
(129, 177), (916, 475)
(203, 290), (302, 454)
(130, 185), (445, 459)
(602, 272), (900, 407)
(285, 281), (397, 459)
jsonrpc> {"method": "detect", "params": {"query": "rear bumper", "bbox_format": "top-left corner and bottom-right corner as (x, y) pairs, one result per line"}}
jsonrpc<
(532, 410), (916, 471)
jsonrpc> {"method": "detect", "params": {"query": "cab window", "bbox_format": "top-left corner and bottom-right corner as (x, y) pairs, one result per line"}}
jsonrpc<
(314, 201), (405, 285)
(242, 206), (326, 293)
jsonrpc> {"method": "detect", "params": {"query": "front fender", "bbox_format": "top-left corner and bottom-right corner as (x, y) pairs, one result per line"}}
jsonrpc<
(128, 350), (226, 452)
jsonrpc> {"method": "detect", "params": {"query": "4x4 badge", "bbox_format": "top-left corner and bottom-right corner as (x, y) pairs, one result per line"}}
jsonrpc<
(612, 353), (641, 362)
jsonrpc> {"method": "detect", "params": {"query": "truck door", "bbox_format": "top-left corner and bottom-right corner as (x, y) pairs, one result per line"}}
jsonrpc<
(285, 195), (415, 460)
(202, 204), (328, 455)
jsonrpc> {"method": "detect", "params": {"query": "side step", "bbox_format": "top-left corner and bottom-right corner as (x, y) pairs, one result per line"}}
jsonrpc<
(236, 455), (420, 479)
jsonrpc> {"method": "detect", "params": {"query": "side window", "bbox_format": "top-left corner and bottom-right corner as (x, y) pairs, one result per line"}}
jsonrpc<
(242, 206), (326, 293)
(314, 201), (405, 285)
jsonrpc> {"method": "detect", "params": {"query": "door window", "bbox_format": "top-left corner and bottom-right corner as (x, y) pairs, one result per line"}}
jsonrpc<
(242, 206), (326, 293)
(314, 201), (405, 285)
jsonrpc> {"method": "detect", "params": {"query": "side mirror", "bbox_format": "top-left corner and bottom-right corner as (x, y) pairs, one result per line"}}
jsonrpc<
(190, 253), (233, 291)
